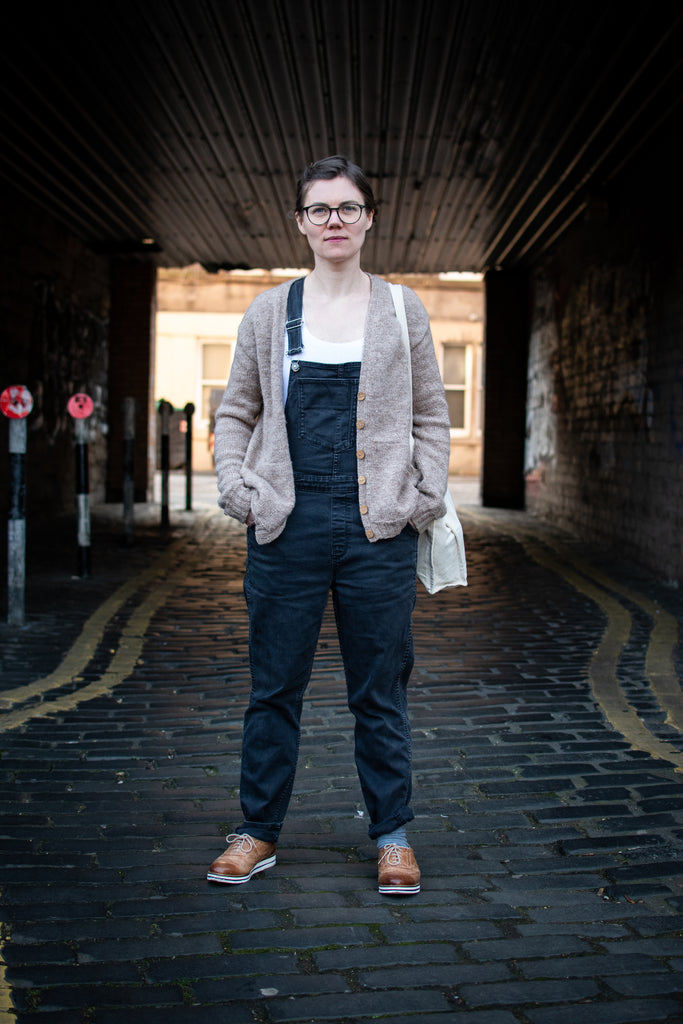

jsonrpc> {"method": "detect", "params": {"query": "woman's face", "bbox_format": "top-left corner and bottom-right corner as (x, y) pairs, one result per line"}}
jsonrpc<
(295, 175), (373, 264)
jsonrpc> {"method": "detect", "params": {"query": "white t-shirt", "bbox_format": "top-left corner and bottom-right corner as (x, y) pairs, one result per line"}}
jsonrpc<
(282, 323), (364, 403)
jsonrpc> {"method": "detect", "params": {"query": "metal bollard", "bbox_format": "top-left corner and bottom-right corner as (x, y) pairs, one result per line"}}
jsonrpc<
(2, 385), (33, 626)
(68, 393), (94, 578)
(123, 397), (136, 545)
(184, 402), (195, 511)
(158, 399), (173, 530)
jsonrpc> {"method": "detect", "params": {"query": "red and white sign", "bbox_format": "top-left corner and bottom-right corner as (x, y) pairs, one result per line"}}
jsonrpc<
(67, 393), (94, 419)
(1, 385), (33, 419)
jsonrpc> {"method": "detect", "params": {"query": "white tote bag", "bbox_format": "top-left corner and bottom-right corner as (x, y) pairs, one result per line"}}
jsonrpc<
(389, 283), (468, 594)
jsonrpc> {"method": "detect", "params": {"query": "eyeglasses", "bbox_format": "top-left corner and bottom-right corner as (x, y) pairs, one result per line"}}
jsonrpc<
(302, 202), (367, 225)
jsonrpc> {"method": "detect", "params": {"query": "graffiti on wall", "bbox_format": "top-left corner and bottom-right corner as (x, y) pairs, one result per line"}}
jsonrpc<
(525, 256), (653, 487)
(29, 279), (108, 445)
(525, 274), (558, 483)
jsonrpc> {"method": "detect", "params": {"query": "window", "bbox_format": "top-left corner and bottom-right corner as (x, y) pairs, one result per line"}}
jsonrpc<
(442, 343), (469, 432)
(200, 341), (232, 425)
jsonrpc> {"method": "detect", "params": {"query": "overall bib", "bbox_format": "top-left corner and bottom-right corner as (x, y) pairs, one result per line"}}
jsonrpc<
(238, 356), (418, 843)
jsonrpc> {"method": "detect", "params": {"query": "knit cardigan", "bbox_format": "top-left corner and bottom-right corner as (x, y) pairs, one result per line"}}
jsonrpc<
(214, 274), (451, 545)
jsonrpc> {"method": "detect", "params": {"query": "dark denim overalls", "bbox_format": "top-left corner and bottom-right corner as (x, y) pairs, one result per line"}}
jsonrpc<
(238, 308), (418, 844)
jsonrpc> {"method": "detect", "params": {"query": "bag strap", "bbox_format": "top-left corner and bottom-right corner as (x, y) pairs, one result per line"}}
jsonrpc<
(389, 283), (414, 453)
(285, 277), (305, 356)
(389, 282), (412, 393)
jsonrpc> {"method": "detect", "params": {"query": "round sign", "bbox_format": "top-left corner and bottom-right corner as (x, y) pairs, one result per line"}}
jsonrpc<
(0, 385), (33, 419)
(68, 393), (94, 419)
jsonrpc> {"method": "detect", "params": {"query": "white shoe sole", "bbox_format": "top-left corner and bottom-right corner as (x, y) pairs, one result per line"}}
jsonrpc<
(378, 882), (420, 895)
(207, 853), (276, 884)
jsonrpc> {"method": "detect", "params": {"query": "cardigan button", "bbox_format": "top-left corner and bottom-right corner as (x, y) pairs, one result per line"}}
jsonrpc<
(357, 392), (365, 400)
(356, 420), (365, 430)
(356, 450), (365, 459)
(360, 505), (368, 515)
(358, 475), (366, 485)
(365, 529), (374, 539)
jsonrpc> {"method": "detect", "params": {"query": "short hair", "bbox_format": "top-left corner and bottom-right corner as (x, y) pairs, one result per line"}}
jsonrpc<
(295, 155), (377, 215)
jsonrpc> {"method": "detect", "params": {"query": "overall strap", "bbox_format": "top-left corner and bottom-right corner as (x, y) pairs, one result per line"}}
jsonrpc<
(285, 277), (305, 356)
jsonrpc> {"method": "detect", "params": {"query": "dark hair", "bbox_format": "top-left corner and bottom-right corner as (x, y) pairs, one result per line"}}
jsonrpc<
(295, 155), (377, 215)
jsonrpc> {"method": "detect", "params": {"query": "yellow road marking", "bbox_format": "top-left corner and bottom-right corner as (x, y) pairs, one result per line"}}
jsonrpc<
(463, 509), (683, 770)
(522, 537), (683, 771)
(647, 612), (683, 730)
(553, 551), (683, 733)
(0, 518), (215, 1014)
(0, 949), (12, 1023)
(0, 526), (208, 731)
(0, 554), (173, 711)
(0, 567), (184, 731)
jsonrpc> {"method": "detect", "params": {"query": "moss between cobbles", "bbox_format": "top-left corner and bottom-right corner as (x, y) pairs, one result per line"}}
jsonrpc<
(65, 939), (79, 964)
(344, 967), (363, 993)
(296, 951), (317, 974)
(176, 978), (196, 1005)
(22, 988), (42, 1013)
(247, 1003), (272, 1024)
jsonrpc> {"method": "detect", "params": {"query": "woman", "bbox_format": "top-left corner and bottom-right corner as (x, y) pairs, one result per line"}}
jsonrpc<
(209, 155), (450, 895)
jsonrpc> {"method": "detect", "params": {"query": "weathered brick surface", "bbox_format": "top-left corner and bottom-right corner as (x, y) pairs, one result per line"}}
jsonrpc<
(0, 188), (111, 516)
(0, 498), (682, 1022)
(525, 138), (683, 585)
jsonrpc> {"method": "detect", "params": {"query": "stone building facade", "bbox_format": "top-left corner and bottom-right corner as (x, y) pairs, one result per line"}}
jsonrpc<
(155, 266), (484, 478)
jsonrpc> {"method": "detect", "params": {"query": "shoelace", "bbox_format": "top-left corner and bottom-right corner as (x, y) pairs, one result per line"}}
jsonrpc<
(225, 833), (257, 852)
(378, 843), (409, 865)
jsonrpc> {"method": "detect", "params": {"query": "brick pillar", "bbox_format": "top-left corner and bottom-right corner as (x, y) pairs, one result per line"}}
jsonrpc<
(481, 269), (530, 509)
(106, 260), (157, 502)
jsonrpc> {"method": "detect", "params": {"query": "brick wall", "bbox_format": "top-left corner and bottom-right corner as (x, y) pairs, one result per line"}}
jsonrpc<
(106, 261), (157, 502)
(0, 188), (110, 517)
(525, 129), (683, 584)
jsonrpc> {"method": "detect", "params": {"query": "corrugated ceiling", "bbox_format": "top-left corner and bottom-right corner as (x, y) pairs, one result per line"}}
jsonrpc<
(1, 1), (681, 273)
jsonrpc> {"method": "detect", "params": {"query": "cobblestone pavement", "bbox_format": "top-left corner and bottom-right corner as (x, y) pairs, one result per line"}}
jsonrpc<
(1, 475), (683, 1023)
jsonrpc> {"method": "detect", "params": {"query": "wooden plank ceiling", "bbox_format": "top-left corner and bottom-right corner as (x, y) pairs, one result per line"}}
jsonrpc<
(1, 1), (681, 274)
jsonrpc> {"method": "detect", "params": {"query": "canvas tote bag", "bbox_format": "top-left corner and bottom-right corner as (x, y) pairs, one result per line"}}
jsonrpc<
(389, 283), (468, 593)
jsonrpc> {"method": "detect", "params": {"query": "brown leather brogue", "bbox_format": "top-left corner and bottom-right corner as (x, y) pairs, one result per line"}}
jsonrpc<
(207, 833), (276, 884)
(377, 844), (421, 895)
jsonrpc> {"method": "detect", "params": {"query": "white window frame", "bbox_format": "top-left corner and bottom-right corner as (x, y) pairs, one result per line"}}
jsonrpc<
(197, 338), (234, 428)
(440, 340), (473, 437)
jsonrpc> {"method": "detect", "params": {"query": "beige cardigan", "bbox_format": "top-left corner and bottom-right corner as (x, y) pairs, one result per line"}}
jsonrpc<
(214, 274), (451, 544)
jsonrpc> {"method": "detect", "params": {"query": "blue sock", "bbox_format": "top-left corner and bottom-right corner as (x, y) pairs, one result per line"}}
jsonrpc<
(377, 826), (409, 849)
